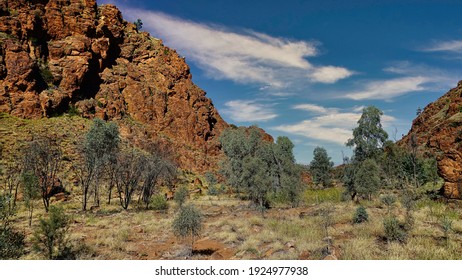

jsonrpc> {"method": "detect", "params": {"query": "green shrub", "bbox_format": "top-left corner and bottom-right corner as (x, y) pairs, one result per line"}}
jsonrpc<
(32, 206), (72, 259)
(0, 227), (25, 259)
(150, 194), (168, 211)
(352, 205), (368, 224)
(383, 216), (407, 243)
(67, 105), (80, 116)
(172, 204), (203, 254)
(207, 185), (220, 196)
(39, 64), (54, 85)
(441, 216), (453, 246)
(174, 186), (188, 208)
(380, 194), (396, 214)
(0, 195), (25, 259)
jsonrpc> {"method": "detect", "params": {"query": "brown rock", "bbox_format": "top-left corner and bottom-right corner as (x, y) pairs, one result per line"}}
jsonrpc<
(0, 0), (233, 172)
(192, 238), (224, 255)
(299, 251), (310, 260)
(399, 81), (462, 198)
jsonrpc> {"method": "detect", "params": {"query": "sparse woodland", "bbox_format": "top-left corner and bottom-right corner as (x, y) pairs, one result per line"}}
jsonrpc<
(1, 0), (462, 262)
(0, 105), (461, 260)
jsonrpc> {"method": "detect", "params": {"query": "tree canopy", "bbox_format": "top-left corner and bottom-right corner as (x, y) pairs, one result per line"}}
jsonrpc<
(346, 106), (388, 162)
(309, 147), (334, 188)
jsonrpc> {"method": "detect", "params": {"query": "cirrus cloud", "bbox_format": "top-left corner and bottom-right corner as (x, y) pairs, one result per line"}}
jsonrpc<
(344, 76), (429, 100)
(222, 100), (278, 123)
(274, 104), (395, 145)
(118, 7), (353, 87)
(422, 40), (462, 53)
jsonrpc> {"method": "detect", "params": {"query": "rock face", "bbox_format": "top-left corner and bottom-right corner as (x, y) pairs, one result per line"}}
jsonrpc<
(0, 0), (228, 171)
(400, 81), (462, 198)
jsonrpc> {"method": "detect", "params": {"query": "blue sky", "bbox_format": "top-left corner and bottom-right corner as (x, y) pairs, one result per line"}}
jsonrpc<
(101, 0), (462, 164)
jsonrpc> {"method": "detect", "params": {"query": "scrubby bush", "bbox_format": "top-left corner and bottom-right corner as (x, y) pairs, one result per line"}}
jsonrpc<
(0, 227), (25, 259)
(172, 204), (203, 254)
(441, 216), (453, 247)
(0, 195), (24, 259)
(174, 186), (188, 208)
(354, 159), (381, 200)
(352, 205), (368, 224)
(383, 216), (407, 243)
(205, 172), (221, 196)
(32, 206), (72, 259)
(380, 194), (396, 214)
(150, 194), (168, 211)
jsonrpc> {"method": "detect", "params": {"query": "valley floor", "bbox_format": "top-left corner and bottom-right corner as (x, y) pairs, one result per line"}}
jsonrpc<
(13, 187), (462, 260)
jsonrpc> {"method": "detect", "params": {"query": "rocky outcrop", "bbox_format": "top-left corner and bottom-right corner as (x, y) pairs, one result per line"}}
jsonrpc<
(400, 81), (462, 198)
(0, 0), (228, 171)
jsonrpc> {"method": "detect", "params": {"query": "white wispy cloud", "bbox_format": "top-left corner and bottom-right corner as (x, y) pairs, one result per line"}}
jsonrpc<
(422, 40), (462, 53)
(293, 103), (337, 114)
(222, 100), (277, 122)
(309, 66), (353, 84)
(274, 104), (395, 145)
(118, 7), (353, 87)
(343, 76), (429, 100)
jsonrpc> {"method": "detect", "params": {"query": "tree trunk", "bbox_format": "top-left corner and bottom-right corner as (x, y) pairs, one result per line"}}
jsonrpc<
(83, 187), (88, 211)
(28, 203), (34, 227)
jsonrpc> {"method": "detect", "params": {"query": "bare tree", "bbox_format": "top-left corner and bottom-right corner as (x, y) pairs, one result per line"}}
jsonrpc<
(139, 142), (177, 209)
(115, 148), (146, 210)
(1, 160), (22, 212)
(23, 137), (62, 212)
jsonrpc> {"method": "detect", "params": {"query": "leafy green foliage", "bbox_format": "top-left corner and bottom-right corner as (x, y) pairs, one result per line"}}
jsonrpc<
(0, 195), (25, 259)
(134, 18), (143, 31)
(33, 206), (71, 259)
(39, 63), (54, 86)
(383, 216), (407, 243)
(380, 194), (396, 214)
(309, 146), (334, 188)
(342, 159), (357, 200)
(172, 204), (203, 253)
(205, 172), (221, 195)
(346, 106), (388, 162)
(220, 126), (302, 209)
(0, 226), (25, 259)
(78, 118), (120, 210)
(174, 186), (189, 208)
(67, 105), (80, 116)
(353, 205), (368, 224)
(354, 159), (381, 199)
(150, 194), (168, 211)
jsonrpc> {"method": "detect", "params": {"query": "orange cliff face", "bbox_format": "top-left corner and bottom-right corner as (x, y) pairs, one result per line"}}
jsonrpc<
(400, 81), (462, 199)
(0, 0), (229, 172)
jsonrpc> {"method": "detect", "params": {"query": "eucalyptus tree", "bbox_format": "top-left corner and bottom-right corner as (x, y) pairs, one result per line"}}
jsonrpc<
(220, 126), (302, 209)
(346, 106), (388, 162)
(309, 147), (334, 188)
(114, 147), (146, 210)
(77, 118), (120, 211)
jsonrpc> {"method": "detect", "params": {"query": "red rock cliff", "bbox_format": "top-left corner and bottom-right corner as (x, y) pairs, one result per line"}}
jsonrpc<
(400, 81), (462, 198)
(0, 0), (228, 172)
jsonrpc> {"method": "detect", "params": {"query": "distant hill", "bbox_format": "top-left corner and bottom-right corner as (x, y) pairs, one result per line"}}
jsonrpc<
(0, 0), (228, 172)
(400, 81), (462, 198)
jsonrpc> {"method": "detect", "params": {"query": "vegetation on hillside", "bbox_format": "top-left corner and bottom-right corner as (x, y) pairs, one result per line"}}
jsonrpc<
(0, 108), (459, 260)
